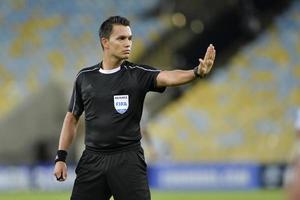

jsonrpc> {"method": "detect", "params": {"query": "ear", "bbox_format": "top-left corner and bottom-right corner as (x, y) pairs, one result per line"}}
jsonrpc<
(101, 37), (109, 49)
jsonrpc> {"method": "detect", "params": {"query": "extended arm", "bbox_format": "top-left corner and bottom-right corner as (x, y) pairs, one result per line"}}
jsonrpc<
(53, 112), (79, 181)
(157, 44), (216, 87)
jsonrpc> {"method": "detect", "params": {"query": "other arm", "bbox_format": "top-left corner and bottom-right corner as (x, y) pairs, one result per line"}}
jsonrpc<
(53, 112), (79, 181)
(58, 112), (79, 150)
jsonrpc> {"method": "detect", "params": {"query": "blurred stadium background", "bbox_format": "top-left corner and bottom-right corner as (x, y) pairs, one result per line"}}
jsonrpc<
(0, 0), (299, 199)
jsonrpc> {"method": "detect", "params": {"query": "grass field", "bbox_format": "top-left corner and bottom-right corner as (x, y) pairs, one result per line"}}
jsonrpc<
(0, 190), (285, 200)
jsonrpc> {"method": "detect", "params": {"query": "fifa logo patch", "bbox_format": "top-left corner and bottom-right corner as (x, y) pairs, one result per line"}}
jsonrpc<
(113, 95), (129, 114)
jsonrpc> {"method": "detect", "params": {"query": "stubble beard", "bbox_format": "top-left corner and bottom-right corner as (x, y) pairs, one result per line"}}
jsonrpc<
(116, 53), (129, 60)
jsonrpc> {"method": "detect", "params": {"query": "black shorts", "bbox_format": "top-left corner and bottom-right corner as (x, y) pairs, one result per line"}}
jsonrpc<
(70, 145), (150, 200)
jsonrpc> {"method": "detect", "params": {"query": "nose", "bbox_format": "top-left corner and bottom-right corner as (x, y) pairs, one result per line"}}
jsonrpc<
(125, 39), (132, 48)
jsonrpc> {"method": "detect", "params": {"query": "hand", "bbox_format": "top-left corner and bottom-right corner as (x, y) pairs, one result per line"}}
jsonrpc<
(53, 161), (68, 182)
(198, 44), (216, 76)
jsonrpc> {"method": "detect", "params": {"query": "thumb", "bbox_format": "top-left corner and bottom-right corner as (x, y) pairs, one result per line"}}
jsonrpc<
(198, 58), (203, 68)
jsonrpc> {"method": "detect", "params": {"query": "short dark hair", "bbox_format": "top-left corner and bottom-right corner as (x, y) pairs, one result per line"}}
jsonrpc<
(99, 16), (130, 48)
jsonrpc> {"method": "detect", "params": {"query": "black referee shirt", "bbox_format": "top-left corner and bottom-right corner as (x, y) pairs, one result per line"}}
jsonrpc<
(68, 61), (165, 151)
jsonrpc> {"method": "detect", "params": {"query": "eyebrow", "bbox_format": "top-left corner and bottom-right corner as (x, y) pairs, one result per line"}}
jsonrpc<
(116, 35), (132, 39)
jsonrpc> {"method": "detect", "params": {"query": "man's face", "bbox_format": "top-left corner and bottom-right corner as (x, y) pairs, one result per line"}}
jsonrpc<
(104, 24), (132, 60)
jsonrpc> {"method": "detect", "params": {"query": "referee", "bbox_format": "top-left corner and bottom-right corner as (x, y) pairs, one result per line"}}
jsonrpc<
(53, 16), (215, 200)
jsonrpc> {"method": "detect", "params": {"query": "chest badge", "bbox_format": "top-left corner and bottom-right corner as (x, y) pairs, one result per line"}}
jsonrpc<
(113, 95), (129, 114)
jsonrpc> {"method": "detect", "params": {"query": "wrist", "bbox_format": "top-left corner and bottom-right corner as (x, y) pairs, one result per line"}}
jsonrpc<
(55, 150), (68, 163)
(193, 66), (200, 78)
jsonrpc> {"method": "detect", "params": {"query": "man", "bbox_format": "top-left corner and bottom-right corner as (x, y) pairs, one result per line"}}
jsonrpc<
(53, 16), (215, 200)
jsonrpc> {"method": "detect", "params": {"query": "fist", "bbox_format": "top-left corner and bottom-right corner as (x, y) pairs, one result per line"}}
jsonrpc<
(53, 161), (68, 181)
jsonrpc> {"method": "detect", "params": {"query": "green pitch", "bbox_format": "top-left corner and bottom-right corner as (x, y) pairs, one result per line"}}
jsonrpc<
(0, 190), (284, 200)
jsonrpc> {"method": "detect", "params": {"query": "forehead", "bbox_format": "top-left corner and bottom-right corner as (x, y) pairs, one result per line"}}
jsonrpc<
(110, 25), (132, 37)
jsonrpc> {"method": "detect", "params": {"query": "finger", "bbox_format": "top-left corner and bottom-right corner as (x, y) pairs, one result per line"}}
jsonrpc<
(55, 171), (64, 181)
(198, 59), (206, 75)
(202, 45), (213, 62)
(211, 49), (216, 63)
(54, 171), (60, 179)
(211, 49), (216, 59)
(204, 47), (215, 62)
(207, 48), (215, 60)
(204, 46), (212, 60)
(203, 45), (215, 74)
(208, 44), (214, 52)
(205, 50), (215, 64)
(207, 60), (214, 67)
(57, 177), (65, 181)
(206, 58), (215, 73)
(199, 58), (204, 65)
(63, 168), (68, 180)
(54, 168), (66, 181)
(198, 58), (204, 67)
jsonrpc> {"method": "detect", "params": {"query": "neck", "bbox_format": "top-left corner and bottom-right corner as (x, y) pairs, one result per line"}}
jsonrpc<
(102, 53), (123, 70)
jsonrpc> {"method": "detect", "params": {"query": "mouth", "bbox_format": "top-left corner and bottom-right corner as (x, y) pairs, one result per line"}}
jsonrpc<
(123, 50), (131, 54)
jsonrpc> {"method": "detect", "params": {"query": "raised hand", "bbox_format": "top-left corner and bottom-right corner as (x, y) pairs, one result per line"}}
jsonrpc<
(198, 44), (216, 77)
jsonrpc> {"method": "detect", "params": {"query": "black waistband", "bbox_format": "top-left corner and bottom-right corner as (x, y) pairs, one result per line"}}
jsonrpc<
(85, 141), (141, 154)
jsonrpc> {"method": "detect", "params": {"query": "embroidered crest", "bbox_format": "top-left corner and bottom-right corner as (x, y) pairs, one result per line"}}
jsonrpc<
(114, 95), (129, 114)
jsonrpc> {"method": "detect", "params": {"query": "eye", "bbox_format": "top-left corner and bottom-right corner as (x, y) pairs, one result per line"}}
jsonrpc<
(118, 36), (126, 40)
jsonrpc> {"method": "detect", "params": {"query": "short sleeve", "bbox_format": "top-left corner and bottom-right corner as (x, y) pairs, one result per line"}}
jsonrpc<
(135, 64), (166, 93)
(68, 75), (84, 119)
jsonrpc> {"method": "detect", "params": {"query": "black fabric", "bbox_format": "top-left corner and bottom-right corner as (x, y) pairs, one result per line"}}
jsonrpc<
(71, 146), (150, 200)
(55, 150), (68, 163)
(68, 61), (165, 151)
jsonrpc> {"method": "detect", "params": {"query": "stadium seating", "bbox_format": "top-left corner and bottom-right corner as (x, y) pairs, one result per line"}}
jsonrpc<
(149, 1), (300, 163)
(0, 0), (170, 119)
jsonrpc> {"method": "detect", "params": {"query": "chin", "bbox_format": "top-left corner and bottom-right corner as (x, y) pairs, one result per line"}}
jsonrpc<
(116, 54), (130, 60)
(122, 55), (130, 59)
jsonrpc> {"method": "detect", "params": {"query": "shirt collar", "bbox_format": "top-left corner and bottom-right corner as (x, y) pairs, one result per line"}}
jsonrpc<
(98, 62), (121, 74)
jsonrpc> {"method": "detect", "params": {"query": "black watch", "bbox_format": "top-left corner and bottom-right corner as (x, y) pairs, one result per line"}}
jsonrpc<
(193, 66), (200, 77)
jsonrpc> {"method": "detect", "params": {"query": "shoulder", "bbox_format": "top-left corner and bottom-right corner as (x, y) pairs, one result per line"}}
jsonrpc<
(75, 64), (99, 79)
(122, 61), (161, 72)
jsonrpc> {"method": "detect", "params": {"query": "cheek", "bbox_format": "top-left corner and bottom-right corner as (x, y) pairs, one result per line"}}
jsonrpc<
(112, 42), (121, 48)
(110, 44), (118, 51)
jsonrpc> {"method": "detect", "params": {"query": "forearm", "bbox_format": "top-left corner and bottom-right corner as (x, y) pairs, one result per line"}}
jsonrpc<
(58, 112), (79, 150)
(157, 69), (195, 87)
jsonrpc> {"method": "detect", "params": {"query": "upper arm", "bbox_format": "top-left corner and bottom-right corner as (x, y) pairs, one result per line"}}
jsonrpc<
(65, 112), (79, 125)
(68, 75), (84, 118)
(133, 64), (165, 93)
(156, 71), (166, 87)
